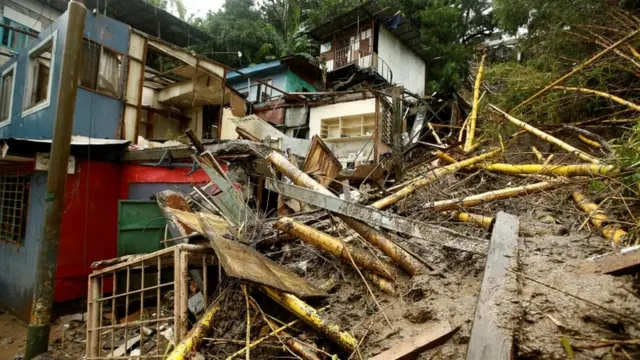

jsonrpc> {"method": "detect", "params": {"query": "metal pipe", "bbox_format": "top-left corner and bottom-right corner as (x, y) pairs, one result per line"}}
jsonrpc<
(24, 1), (86, 358)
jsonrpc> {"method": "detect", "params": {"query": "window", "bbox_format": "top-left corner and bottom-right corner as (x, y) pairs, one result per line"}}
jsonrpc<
(0, 18), (32, 51)
(23, 31), (57, 116)
(259, 79), (273, 102)
(321, 42), (332, 53)
(79, 40), (124, 98)
(0, 63), (16, 126)
(0, 174), (30, 244)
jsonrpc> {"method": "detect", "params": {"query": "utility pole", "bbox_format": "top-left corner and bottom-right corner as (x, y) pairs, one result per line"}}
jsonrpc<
(24, 1), (86, 359)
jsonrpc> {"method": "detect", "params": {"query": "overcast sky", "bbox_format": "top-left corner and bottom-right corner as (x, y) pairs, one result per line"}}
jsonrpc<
(182, 0), (224, 17)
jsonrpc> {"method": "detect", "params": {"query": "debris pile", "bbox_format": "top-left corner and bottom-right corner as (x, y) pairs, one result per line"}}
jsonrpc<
(34, 48), (640, 360)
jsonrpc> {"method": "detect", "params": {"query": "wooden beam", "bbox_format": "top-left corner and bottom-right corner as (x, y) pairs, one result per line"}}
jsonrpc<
(579, 245), (640, 275)
(466, 212), (520, 360)
(370, 321), (459, 360)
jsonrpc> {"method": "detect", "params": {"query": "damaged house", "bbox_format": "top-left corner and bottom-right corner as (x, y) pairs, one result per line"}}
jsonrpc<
(0, 0), (247, 320)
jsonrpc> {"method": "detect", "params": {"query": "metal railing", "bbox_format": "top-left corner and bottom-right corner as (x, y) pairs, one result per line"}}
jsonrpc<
(328, 48), (393, 84)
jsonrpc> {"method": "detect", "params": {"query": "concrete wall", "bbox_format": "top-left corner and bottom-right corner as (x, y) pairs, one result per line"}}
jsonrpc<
(0, 12), (130, 140)
(377, 27), (426, 95)
(2, 0), (62, 29)
(308, 98), (376, 137)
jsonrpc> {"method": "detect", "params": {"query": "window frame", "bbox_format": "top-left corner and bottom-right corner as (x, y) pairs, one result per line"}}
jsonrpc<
(0, 173), (31, 246)
(78, 38), (126, 100)
(0, 62), (17, 128)
(22, 30), (57, 117)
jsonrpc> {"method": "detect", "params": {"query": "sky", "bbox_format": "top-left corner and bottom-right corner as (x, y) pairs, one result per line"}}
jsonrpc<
(182, 0), (225, 17)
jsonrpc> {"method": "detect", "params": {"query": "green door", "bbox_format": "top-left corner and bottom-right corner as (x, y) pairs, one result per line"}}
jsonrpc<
(117, 201), (167, 256)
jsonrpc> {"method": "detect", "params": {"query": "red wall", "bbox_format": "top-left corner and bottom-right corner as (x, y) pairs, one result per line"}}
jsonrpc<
(55, 159), (122, 302)
(120, 164), (215, 198)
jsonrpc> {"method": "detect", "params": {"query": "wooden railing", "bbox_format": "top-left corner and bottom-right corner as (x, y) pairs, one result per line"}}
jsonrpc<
(327, 48), (393, 84)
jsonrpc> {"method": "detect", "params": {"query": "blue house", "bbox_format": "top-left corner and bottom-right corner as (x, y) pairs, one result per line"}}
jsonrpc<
(0, 2), (243, 320)
(226, 56), (322, 104)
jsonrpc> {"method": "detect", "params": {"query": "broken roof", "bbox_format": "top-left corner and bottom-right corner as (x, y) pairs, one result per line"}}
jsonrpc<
(308, 1), (427, 62)
(39, 0), (211, 48)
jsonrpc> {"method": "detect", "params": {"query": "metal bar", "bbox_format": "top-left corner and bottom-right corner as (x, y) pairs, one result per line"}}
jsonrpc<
(95, 282), (174, 302)
(88, 317), (175, 332)
(25, 2), (87, 357)
(0, 22), (39, 38)
(265, 179), (489, 255)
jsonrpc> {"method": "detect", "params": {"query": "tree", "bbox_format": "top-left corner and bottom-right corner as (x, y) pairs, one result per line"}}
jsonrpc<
(144, 0), (187, 20)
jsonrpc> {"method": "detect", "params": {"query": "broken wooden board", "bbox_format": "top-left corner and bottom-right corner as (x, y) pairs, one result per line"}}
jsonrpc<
(197, 213), (327, 299)
(265, 179), (489, 254)
(163, 207), (233, 238)
(466, 212), (520, 360)
(370, 321), (459, 360)
(196, 152), (254, 227)
(579, 244), (640, 275)
(303, 135), (343, 187)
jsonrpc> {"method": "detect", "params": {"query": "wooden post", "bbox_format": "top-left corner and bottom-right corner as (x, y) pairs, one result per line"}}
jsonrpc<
(87, 276), (101, 359)
(173, 248), (183, 344)
(25, 1), (86, 358)
(466, 212), (520, 360)
(179, 251), (190, 341)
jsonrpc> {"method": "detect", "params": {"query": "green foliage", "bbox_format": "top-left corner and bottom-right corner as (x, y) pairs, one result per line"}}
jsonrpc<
(144, 0), (187, 20)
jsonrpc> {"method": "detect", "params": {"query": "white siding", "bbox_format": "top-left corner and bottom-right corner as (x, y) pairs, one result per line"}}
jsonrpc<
(377, 27), (426, 95)
(8, 0), (61, 22)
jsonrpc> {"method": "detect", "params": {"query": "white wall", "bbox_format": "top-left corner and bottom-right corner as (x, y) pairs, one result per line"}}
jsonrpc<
(377, 27), (426, 95)
(308, 98), (377, 137)
(9, 0), (61, 22)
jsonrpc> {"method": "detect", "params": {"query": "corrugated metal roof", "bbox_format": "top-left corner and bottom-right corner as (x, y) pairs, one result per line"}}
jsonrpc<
(38, 0), (211, 47)
(308, 1), (428, 62)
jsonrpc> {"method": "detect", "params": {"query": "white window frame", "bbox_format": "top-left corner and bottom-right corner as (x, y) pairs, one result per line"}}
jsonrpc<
(22, 30), (57, 117)
(0, 62), (17, 128)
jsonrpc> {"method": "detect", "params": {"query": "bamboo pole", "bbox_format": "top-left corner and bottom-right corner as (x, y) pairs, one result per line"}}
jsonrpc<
(167, 304), (220, 360)
(464, 53), (488, 152)
(471, 163), (618, 177)
(267, 151), (423, 276)
(531, 146), (544, 163)
(262, 286), (357, 352)
(572, 191), (627, 244)
(370, 148), (502, 210)
(425, 180), (565, 211)
(490, 105), (601, 164)
(446, 210), (493, 229)
(275, 217), (396, 280)
(364, 272), (396, 295)
(578, 134), (601, 148)
(435, 150), (458, 164)
(553, 86), (640, 112)
(510, 29), (640, 113)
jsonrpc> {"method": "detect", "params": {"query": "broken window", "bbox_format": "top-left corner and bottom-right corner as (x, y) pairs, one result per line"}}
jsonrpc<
(79, 40), (124, 98)
(0, 64), (15, 125)
(0, 18), (32, 51)
(260, 79), (273, 102)
(0, 174), (30, 244)
(24, 33), (56, 114)
(321, 41), (332, 53)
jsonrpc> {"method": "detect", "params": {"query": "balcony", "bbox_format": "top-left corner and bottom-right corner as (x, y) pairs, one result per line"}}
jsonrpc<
(323, 48), (392, 86)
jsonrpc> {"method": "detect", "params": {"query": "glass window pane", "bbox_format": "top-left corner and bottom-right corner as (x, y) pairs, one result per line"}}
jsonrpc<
(97, 48), (123, 98)
(80, 40), (100, 90)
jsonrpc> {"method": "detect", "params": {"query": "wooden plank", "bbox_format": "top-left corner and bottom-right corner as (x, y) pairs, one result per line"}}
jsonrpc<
(579, 244), (640, 275)
(466, 212), (520, 360)
(370, 321), (458, 360)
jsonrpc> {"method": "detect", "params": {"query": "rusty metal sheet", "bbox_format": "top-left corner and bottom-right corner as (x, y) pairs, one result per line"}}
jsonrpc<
(197, 213), (327, 298)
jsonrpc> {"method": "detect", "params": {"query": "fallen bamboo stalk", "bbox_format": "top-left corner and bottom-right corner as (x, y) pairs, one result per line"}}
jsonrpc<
(578, 134), (601, 148)
(446, 210), (493, 229)
(471, 163), (618, 177)
(435, 150), (458, 164)
(490, 105), (601, 164)
(364, 272), (396, 295)
(226, 306), (329, 360)
(510, 29), (640, 112)
(370, 148), (502, 210)
(531, 146), (544, 163)
(572, 191), (628, 244)
(553, 86), (640, 112)
(267, 151), (423, 276)
(425, 180), (565, 211)
(275, 217), (396, 280)
(464, 53), (488, 152)
(167, 303), (221, 360)
(262, 286), (357, 352)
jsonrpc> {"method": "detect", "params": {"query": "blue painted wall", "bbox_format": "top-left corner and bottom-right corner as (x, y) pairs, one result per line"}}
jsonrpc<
(226, 61), (318, 103)
(0, 171), (46, 320)
(0, 11), (130, 140)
